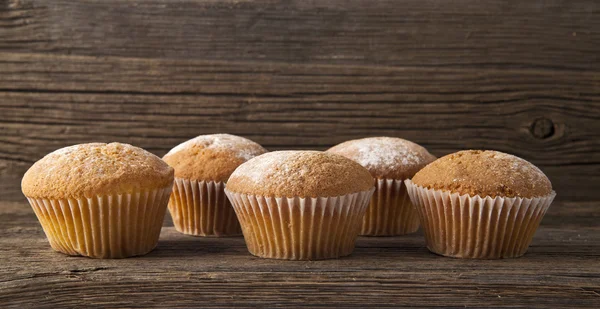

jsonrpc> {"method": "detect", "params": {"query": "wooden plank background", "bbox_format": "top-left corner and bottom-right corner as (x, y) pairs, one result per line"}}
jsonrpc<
(1, 0), (599, 203)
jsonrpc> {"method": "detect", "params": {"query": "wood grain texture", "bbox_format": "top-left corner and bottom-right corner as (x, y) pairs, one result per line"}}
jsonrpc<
(0, 200), (598, 308)
(1, 52), (599, 201)
(0, 0), (599, 202)
(1, 0), (599, 70)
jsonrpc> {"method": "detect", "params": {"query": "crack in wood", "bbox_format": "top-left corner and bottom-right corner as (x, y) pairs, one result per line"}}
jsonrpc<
(67, 267), (109, 274)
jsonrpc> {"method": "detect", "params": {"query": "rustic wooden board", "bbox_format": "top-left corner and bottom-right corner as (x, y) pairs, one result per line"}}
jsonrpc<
(1, 52), (599, 201)
(1, 0), (599, 70)
(0, 200), (599, 308)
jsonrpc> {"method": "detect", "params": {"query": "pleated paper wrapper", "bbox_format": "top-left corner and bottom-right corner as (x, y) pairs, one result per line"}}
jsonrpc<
(169, 178), (241, 237)
(27, 186), (172, 259)
(225, 188), (375, 260)
(361, 178), (420, 236)
(404, 179), (556, 259)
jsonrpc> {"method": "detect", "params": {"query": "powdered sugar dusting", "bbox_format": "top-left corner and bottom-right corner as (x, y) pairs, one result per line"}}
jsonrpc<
(50, 143), (157, 161)
(33, 142), (170, 185)
(227, 150), (374, 197)
(487, 151), (546, 177)
(49, 144), (93, 156)
(166, 134), (264, 161)
(231, 151), (298, 183)
(23, 142), (174, 199)
(339, 137), (433, 171)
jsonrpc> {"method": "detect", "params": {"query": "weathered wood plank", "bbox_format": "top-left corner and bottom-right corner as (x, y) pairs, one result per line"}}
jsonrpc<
(1, 0), (599, 70)
(1, 200), (598, 308)
(1, 52), (599, 201)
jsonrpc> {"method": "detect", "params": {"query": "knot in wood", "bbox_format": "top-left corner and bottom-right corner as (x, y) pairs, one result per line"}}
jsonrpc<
(530, 118), (555, 139)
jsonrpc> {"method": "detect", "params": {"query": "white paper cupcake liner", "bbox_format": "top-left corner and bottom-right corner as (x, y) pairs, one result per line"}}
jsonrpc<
(225, 188), (375, 260)
(169, 178), (241, 237)
(361, 178), (420, 236)
(404, 179), (556, 259)
(27, 186), (172, 259)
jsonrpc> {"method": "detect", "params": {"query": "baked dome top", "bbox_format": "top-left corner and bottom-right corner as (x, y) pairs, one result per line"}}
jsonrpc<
(226, 151), (374, 198)
(411, 150), (552, 198)
(163, 134), (267, 182)
(22, 142), (174, 199)
(327, 137), (436, 179)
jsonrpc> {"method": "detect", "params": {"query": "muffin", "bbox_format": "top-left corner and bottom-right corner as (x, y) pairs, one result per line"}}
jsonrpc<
(225, 151), (375, 260)
(22, 143), (174, 259)
(405, 150), (556, 259)
(327, 137), (436, 236)
(162, 134), (267, 236)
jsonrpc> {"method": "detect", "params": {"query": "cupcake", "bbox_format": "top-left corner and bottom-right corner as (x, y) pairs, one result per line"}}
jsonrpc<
(21, 143), (174, 259)
(162, 134), (267, 237)
(405, 150), (556, 259)
(225, 151), (375, 260)
(327, 137), (436, 236)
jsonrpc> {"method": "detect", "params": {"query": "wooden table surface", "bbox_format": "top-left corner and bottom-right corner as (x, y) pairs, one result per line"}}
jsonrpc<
(1, 200), (598, 308)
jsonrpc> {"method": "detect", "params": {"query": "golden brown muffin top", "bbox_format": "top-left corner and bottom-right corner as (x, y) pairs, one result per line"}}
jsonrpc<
(226, 151), (374, 198)
(327, 137), (436, 180)
(411, 150), (553, 198)
(163, 134), (267, 182)
(22, 143), (174, 200)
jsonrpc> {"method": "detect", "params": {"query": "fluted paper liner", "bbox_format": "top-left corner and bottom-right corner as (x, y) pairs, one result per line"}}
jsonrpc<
(225, 188), (375, 260)
(361, 178), (420, 236)
(404, 179), (556, 259)
(27, 186), (172, 259)
(169, 178), (241, 237)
